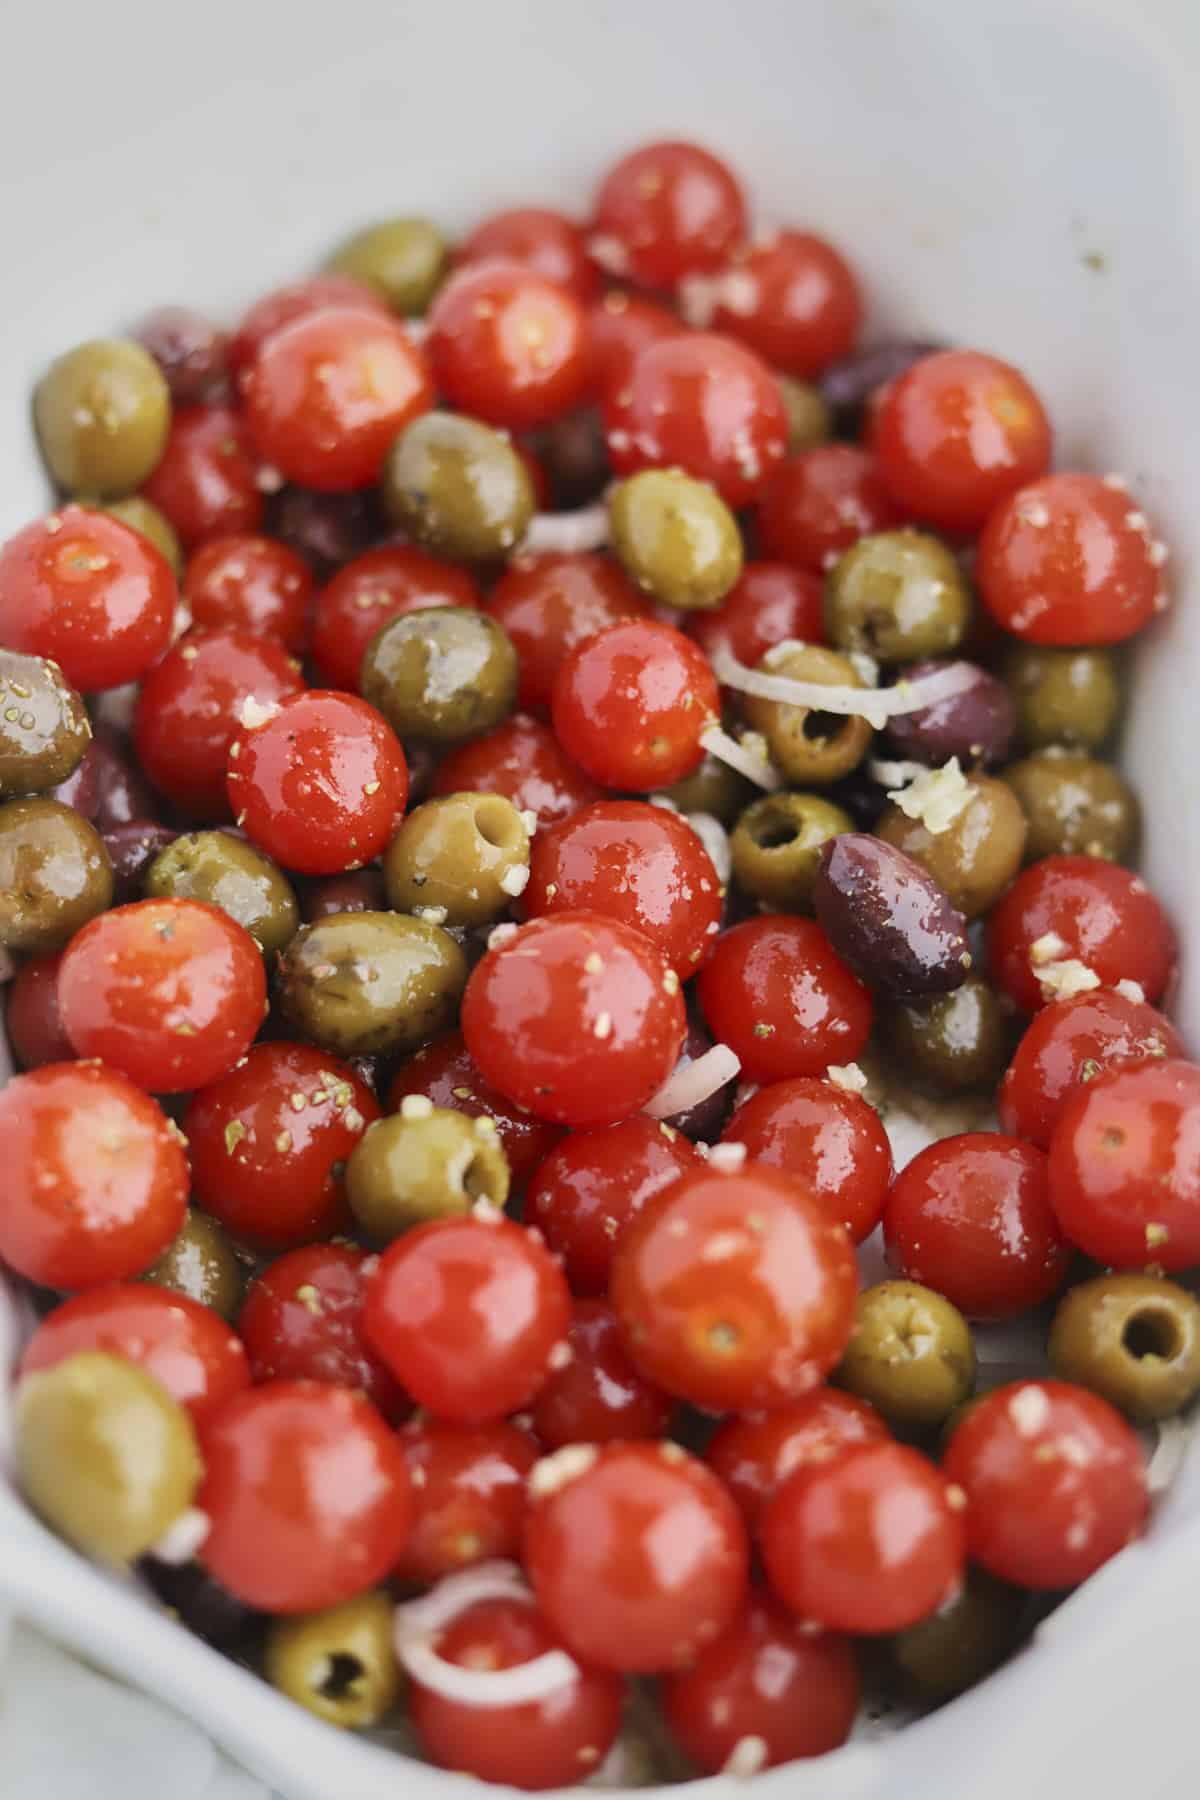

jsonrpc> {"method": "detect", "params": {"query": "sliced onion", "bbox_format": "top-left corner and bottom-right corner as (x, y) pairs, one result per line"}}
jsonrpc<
(867, 756), (929, 788)
(148, 1506), (210, 1566)
(685, 810), (732, 886)
(393, 1560), (580, 1709)
(645, 1043), (741, 1119)
(711, 648), (977, 725)
(522, 503), (609, 555)
(1149, 1417), (1189, 1495)
(699, 725), (782, 791)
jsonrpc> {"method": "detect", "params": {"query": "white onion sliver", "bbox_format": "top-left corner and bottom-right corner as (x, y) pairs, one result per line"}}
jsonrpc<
(867, 757), (928, 788)
(699, 726), (782, 791)
(711, 648), (976, 722)
(148, 1506), (210, 1566)
(400, 1639), (580, 1709)
(645, 1044), (741, 1119)
(1148, 1417), (1189, 1495)
(685, 811), (732, 886)
(394, 1560), (528, 1641)
(522, 503), (609, 555)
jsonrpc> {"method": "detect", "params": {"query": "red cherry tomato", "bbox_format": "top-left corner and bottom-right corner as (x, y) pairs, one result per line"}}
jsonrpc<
(605, 332), (787, 506)
(238, 1241), (403, 1419)
(987, 856), (1176, 1014)
(0, 508), (174, 693)
(689, 562), (824, 669)
(427, 263), (589, 431)
(874, 349), (1052, 534)
(978, 473), (1165, 645)
(58, 898), (266, 1093)
(884, 1132), (1069, 1320)
(429, 714), (602, 829)
(142, 405), (263, 547)
(706, 1391), (890, 1534)
(21, 1285), (249, 1427)
(387, 1030), (563, 1187)
(183, 533), (313, 651)
(0, 1063), (186, 1289)
(998, 989), (1186, 1148)
(486, 552), (648, 712)
(134, 627), (305, 819)
(586, 290), (684, 399)
(409, 1597), (625, 1791)
(524, 1440), (749, 1672)
(228, 273), (389, 377)
(712, 231), (863, 377)
(756, 444), (900, 572)
(461, 911), (687, 1128)
(662, 1592), (860, 1774)
(610, 1164), (858, 1412)
(943, 1380), (1148, 1589)
(310, 544), (481, 690)
(394, 1420), (539, 1585)
(364, 1215), (572, 1422)
(198, 1380), (413, 1613)
(458, 206), (599, 302)
(532, 1299), (673, 1447)
(244, 306), (433, 492)
(185, 1043), (378, 1248)
(697, 915), (873, 1084)
(762, 1441), (966, 1633)
(6, 951), (73, 1069)
(226, 689), (408, 875)
(526, 1115), (701, 1295)
(1047, 1059), (1200, 1271)
(551, 617), (720, 791)
(722, 1076), (893, 1243)
(592, 140), (746, 288)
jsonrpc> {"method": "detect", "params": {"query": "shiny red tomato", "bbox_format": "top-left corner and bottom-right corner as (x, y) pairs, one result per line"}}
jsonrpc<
(142, 405), (263, 547)
(551, 617), (720, 791)
(586, 289), (683, 398)
(387, 1030), (563, 1186)
(428, 714), (601, 829)
(756, 445), (899, 572)
(228, 273), (389, 377)
(988, 856), (1176, 1014)
(722, 1076), (893, 1242)
(591, 140), (746, 287)
(428, 262), (589, 431)
(486, 552), (647, 711)
(5, 951), (73, 1068)
(394, 1419), (539, 1584)
(697, 915), (873, 1083)
(689, 561), (824, 669)
(706, 1391), (890, 1533)
(238, 1241), (403, 1419)
(310, 544), (481, 690)
(183, 532), (313, 650)
(712, 230), (863, 376)
(532, 1299), (673, 1447)
(457, 206), (598, 301)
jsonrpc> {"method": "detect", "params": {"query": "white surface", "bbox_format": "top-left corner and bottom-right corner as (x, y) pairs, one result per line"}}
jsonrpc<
(1, 0), (1199, 1795)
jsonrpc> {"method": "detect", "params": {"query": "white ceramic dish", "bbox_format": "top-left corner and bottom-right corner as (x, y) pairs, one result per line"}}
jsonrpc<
(1, 0), (1199, 1794)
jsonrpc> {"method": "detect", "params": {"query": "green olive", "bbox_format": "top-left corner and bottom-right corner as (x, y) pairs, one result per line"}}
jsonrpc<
(15, 1352), (201, 1565)
(777, 376), (833, 453)
(278, 910), (468, 1058)
(361, 607), (518, 743)
(0, 797), (113, 951)
(145, 830), (300, 955)
(0, 652), (90, 798)
(879, 977), (1010, 1094)
(382, 411), (535, 561)
(876, 773), (1026, 918)
(608, 470), (743, 610)
(742, 643), (873, 785)
(837, 1279), (976, 1432)
(661, 749), (754, 825)
(1048, 1274), (1200, 1421)
(95, 496), (184, 579)
(1000, 750), (1139, 863)
(34, 339), (171, 498)
(140, 1206), (248, 1323)
(327, 216), (449, 315)
(730, 790), (853, 909)
(1004, 645), (1122, 751)
(383, 791), (530, 927)
(824, 530), (970, 664)
(266, 1591), (401, 1729)
(347, 1101), (511, 1241)
(885, 1569), (1026, 1702)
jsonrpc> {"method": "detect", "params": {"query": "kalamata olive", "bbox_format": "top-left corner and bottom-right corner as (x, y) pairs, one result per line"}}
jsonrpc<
(136, 308), (229, 405)
(827, 768), (889, 832)
(818, 340), (945, 436)
(141, 1557), (264, 1652)
(529, 409), (610, 509)
(104, 821), (177, 903)
(885, 660), (1016, 767)
(266, 486), (383, 578)
(813, 832), (971, 996)
(301, 868), (389, 922)
(662, 1016), (738, 1141)
(50, 743), (101, 820)
(57, 729), (159, 831)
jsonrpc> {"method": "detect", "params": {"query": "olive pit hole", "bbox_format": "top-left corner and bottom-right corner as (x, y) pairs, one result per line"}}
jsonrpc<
(1121, 1307), (1183, 1362)
(472, 797), (518, 849)
(317, 1652), (364, 1701)
(802, 709), (847, 744)
(462, 1156), (497, 1202)
(750, 814), (800, 851)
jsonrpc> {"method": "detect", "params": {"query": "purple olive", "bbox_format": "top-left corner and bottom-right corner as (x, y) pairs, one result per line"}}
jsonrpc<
(49, 728), (159, 829)
(530, 408), (610, 509)
(266, 485), (383, 578)
(813, 833), (971, 996)
(103, 821), (177, 903)
(818, 340), (945, 436)
(136, 307), (229, 405)
(301, 868), (388, 922)
(885, 660), (1016, 767)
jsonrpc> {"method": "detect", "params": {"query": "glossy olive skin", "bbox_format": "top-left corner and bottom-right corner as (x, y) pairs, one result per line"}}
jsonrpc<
(0, 797), (114, 951)
(277, 910), (468, 1058)
(34, 339), (171, 497)
(608, 470), (743, 610)
(777, 375), (833, 452)
(328, 216), (448, 314)
(885, 1568), (1025, 1702)
(266, 1591), (401, 1729)
(361, 608), (518, 744)
(383, 792), (530, 927)
(1000, 751), (1140, 863)
(142, 1557), (263, 1652)
(105, 821), (178, 904)
(145, 830), (300, 955)
(1004, 645), (1122, 751)
(663, 750), (755, 826)
(876, 774), (1026, 918)
(0, 652), (91, 797)
(824, 529), (970, 664)
(813, 833), (971, 996)
(1048, 1274), (1200, 1421)
(885, 660), (1016, 768)
(837, 1279), (976, 1432)
(880, 976), (1009, 1094)
(731, 791), (853, 910)
(15, 1352), (201, 1565)
(141, 1206), (247, 1323)
(382, 412), (535, 561)
(742, 644), (873, 785)
(347, 1104), (511, 1241)
(95, 496), (185, 579)
(301, 868), (389, 922)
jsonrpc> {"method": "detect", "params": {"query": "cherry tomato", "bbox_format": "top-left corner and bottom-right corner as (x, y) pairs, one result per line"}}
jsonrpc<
(183, 532), (313, 651)
(364, 1215), (572, 1422)
(185, 1043), (379, 1248)
(408, 1596), (624, 1791)
(226, 689), (408, 875)
(6, 951), (73, 1068)
(722, 1076), (893, 1243)
(0, 1062), (186, 1289)
(526, 1114), (701, 1294)
(706, 1391), (890, 1534)
(394, 1420), (539, 1584)
(134, 627), (305, 819)
(998, 988), (1185, 1148)
(238, 1241), (403, 1418)
(387, 1030), (563, 1187)
(689, 562), (824, 669)
(591, 140), (746, 287)
(58, 898), (266, 1093)
(0, 508), (174, 692)
(756, 444), (900, 572)
(943, 1380), (1148, 1589)
(142, 405), (263, 547)
(458, 206), (598, 302)
(697, 915), (873, 1083)
(551, 617), (720, 791)
(712, 230), (863, 377)
(988, 856), (1176, 1014)
(884, 1132), (1069, 1320)
(586, 290), (684, 398)
(605, 332), (787, 506)
(762, 1441), (965, 1633)
(662, 1592), (860, 1774)
(525, 1440), (749, 1672)
(532, 1299), (673, 1447)
(428, 713), (602, 829)
(610, 1163), (858, 1412)
(310, 544), (481, 690)
(244, 306), (433, 492)
(978, 473), (1165, 645)
(461, 911), (687, 1127)
(486, 551), (648, 712)
(1047, 1059), (1200, 1271)
(228, 273), (389, 377)
(427, 263), (589, 431)
(198, 1380), (413, 1613)
(21, 1285), (249, 1427)
(874, 349), (1052, 534)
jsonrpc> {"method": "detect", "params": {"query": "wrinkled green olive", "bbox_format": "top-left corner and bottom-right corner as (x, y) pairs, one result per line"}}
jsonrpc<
(837, 1279), (976, 1431)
